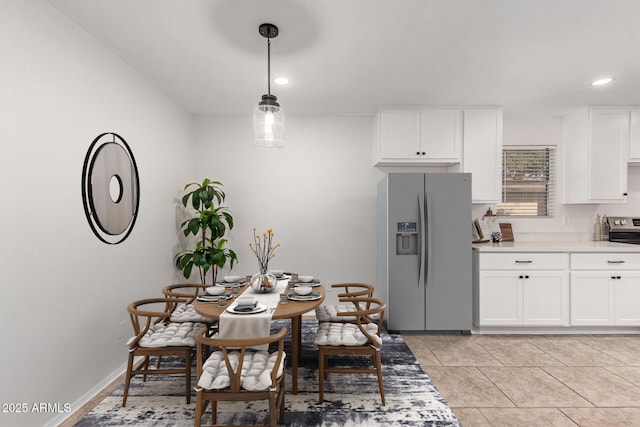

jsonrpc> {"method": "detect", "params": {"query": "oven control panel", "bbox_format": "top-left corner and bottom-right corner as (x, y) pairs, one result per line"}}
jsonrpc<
(608, 217), (640, 231)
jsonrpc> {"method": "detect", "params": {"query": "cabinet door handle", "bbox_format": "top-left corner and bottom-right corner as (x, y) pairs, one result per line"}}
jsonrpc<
(611, 276), (616, 279)
(416, 151), (420, 155)
(525, 275), (529, 279)
(515, 260), (533, 264)
(607, 260), (625, 264)
(617, 276), (621, 279)
(421, 152), (426, 155)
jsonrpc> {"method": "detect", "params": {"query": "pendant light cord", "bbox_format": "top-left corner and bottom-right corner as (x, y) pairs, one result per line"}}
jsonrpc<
(267, 37), (272, 96)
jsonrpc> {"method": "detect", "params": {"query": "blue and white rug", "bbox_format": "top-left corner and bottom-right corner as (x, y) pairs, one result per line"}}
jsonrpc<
(76, 320), (460, 426)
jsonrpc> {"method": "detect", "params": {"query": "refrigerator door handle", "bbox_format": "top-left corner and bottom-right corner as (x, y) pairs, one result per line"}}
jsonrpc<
(425, 191), (433, 287)
(418, 192), (425, 288)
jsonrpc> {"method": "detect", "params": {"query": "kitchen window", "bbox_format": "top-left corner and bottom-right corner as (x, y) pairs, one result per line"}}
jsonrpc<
(496, 146), (556, 217)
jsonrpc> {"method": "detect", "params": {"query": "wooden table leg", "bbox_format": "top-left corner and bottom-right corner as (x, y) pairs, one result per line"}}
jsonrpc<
(291, 315), (302, 394)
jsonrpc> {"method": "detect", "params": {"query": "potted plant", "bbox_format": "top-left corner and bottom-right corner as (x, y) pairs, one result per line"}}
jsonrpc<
(175, 178), (237, 285)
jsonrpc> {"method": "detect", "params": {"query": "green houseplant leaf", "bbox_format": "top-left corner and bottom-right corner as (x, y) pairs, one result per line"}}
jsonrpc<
(174, 178), (236, 284)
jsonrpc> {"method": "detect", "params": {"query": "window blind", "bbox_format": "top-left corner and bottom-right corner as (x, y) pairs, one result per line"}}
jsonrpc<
(496, 146), (556, 217)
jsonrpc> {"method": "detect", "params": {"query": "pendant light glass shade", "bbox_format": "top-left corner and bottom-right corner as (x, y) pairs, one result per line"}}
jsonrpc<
(253, 96), (284, 146)
(253, 23), (284, 147)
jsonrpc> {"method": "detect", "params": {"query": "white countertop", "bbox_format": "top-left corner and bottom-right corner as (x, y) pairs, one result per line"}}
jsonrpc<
(472, 240), (640, 253)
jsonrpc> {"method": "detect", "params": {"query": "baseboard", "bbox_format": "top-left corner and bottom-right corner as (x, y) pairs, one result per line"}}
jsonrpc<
(472, 326), (640, 334)
(43, 360), (130, 427)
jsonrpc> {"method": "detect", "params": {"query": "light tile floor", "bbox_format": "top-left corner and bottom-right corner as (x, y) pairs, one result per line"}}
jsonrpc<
(403, 333), (640, 427)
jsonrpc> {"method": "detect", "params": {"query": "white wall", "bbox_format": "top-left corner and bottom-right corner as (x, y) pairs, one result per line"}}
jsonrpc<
(0, 2), (194, 426)
(193, 115), (385, 306)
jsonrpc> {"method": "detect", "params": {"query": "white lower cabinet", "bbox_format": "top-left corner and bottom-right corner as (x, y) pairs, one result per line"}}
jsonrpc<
(570, 253), (640, 326)
(523, 272), (570, 325)
(615, 274), (640, 325)
(474, 250), (640, 330)
(570, 269), (640, 326)
(570, 271), (614, 325)
(478, 271), (521, 325)
(475, 252), (569, 327)
(478, 270), (569, 326)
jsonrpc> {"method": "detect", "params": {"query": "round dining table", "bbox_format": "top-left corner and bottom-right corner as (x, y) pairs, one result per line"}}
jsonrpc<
(194, 281), (325, 394)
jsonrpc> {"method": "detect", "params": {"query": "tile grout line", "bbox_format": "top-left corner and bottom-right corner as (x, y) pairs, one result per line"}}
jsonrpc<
(538, 366), (599, 408)
(405, 334), (640, 426)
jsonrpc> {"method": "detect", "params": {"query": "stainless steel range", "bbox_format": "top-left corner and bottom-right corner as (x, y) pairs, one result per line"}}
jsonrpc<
(607, 216), (640, 244)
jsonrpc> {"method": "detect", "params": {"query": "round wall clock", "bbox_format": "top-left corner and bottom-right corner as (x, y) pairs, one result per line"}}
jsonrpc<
(81, 132), (140, 244)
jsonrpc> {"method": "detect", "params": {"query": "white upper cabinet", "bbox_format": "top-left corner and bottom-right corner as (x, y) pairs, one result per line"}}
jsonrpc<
(374, 107), (503, 204)
(564, 107), (629, 204)
(374, 108), (461, 165)
(590, 109), (628, 201)
(564, 107), (630, 204)
(376, 109), (422, 161)
(628, 109), (640, 163)
(420, 109), (462, 163)
(462, 109), (503, 204)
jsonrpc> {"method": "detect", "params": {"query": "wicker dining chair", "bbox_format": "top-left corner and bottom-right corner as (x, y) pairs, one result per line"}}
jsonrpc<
(314, 283), (375, 323)
(314, 297), (387, 405)
(194, 326), (287, 427)
(122, 298), (206, 407)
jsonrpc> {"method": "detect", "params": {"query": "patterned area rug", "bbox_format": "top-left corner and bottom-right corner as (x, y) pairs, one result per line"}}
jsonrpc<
(76, 320), (459, 426)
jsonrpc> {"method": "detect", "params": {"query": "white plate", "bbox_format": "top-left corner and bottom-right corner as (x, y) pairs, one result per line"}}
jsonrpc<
(287, 293), (322, 302)
(227, 303), (268, 315)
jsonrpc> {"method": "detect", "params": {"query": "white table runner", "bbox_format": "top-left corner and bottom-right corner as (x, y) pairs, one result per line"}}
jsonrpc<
(218, 279), (288, 348)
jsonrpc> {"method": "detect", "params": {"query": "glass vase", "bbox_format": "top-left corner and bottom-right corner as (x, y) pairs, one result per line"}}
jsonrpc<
(250, 269), (277, 293)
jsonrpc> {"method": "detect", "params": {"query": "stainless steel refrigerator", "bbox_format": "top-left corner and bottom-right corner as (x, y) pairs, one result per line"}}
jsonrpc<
(377, 173), (472, 332)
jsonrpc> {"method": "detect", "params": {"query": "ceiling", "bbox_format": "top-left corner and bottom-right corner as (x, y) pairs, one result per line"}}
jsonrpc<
(48, 0), (640, 116)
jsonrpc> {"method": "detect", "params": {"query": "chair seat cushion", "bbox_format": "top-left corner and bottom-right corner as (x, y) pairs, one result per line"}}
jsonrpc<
(315, 304), (357, 322)
(313, 322), (382, 347)
(170, 303), (211, 323)
(198, 350), (286, 391)
(137, 322), (206, 348)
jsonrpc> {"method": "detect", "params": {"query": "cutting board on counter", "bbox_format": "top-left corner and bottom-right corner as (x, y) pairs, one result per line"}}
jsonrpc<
(499, 223), (514, 241)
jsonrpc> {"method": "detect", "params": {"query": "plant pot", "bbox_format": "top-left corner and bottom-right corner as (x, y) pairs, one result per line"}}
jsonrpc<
(250, 270), (277, 293)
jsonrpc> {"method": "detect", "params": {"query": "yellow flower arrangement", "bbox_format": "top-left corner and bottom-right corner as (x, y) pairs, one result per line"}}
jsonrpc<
(249, 227), (280, 273)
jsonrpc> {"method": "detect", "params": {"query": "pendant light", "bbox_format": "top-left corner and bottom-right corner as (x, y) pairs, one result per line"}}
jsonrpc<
(253, 23), (284, 147)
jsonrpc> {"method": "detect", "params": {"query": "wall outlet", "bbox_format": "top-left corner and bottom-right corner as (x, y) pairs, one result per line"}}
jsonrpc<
(118, 320), (126, 340)
(325, 281), (333, 292)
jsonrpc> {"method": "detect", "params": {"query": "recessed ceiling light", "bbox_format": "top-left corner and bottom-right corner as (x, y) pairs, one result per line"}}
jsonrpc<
(591, 77), (615, 86)
(274, 77), (289, 85)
